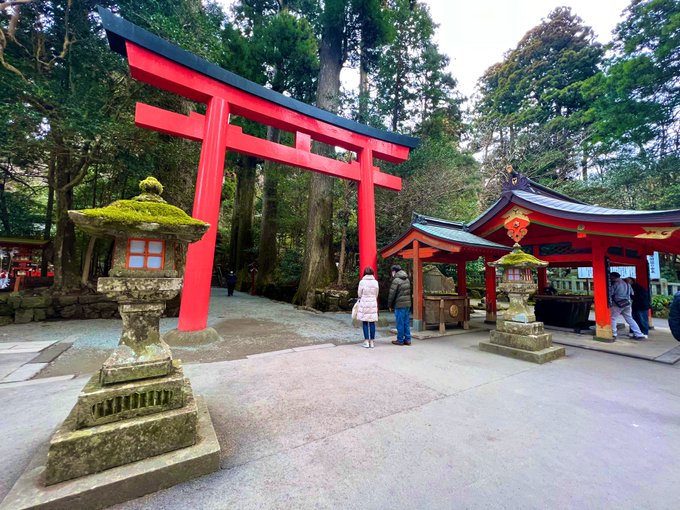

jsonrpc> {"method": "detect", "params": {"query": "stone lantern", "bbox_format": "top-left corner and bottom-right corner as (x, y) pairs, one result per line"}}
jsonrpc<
(7, 177), (222, 508)
(479, 243), (565, 364)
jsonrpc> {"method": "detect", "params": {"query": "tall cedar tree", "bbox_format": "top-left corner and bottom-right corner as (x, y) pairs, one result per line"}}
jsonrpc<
(294, 0), (390, 305)
(472, 7), (603, 202)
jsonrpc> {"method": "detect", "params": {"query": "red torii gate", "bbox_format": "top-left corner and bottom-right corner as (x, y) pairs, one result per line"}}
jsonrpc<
(100, 8), (418, 332)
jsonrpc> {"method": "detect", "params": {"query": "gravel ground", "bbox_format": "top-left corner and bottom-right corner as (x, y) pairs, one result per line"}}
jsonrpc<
(0, 288), (394, 378)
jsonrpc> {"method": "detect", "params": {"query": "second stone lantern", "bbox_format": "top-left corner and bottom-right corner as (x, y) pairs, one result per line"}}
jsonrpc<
(479, 243), (566, 364)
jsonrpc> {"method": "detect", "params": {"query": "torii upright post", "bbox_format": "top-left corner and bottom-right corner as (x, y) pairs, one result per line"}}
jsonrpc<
(98, 8), (418, 337)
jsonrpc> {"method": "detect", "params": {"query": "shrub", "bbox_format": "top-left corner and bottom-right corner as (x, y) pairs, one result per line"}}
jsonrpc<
(651, 295), (673, 318)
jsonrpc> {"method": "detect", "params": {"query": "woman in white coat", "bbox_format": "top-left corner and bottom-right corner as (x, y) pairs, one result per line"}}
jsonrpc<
(357, 267), (380, 348)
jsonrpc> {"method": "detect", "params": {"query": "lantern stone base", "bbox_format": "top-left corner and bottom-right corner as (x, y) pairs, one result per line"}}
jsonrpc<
(479, 319), (565, 364)
(73, 362), (188, 428)
(99, 341), (173, 384)
(0, 397), (220, 510)
(479, 340), (566, 364)
(45, 382), (198, 485)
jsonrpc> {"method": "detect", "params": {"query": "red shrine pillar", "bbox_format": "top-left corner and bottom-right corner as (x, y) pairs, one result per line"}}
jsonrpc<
(537, 267), (548, 294)
(357, 147), (377, 275)
(457, 261), (467, 296)
(412, 240), (424, 331)
(591, 239), (613, 340)
(484, 255), (497, 323)
(534, 246), (547, 294)
(178, 97), (230, 331)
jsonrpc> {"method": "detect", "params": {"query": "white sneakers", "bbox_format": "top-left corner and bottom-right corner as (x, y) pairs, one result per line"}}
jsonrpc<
(362, 340), (375, 348)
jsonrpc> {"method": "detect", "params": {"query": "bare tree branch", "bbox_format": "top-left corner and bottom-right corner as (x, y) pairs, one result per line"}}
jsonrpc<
(0, 0), (33, 10)
(0, 24), (29, 82)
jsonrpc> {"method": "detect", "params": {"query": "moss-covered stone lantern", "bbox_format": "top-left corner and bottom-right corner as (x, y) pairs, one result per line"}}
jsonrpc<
(479, 243), (565, 364)
(38, 177), (220, 498)
(67, 177), (208, 384)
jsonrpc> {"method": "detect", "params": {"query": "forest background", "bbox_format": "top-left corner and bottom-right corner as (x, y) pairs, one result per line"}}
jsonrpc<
(1, 0), (679, 306)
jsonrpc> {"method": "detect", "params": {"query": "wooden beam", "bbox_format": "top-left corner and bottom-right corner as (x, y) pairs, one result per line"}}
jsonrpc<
(397, 247), (440, 258)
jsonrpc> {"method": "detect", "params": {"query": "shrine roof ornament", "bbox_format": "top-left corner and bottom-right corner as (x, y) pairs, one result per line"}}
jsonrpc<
(97, 7), (419, 150)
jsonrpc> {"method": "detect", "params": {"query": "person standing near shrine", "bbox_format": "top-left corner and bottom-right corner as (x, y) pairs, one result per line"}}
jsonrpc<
(226, 271), (237, 297)
(669, 291), (680, 342)
(626, 277), (650, 336)
(388, 265), (412, 346)
(357, 267), (379, 348)
(609, 272), (646, 340)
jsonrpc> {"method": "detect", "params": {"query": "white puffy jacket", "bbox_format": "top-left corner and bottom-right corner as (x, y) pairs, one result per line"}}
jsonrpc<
(357, 275), (379, 322)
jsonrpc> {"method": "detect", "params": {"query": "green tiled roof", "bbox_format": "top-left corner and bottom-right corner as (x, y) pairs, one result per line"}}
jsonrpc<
(411, 222), (510, 251)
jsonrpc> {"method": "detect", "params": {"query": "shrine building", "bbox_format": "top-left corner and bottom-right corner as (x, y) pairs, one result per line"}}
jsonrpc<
(382, 169), (680, 340)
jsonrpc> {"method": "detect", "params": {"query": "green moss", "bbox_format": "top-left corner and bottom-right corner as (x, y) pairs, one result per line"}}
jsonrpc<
(139, 176), (164, 195)
(81, 200), (206, 227)
(491, 245), (547, 267)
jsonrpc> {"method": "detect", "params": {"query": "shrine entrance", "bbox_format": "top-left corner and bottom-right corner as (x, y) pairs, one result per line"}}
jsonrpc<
(99, 8), (418, 333)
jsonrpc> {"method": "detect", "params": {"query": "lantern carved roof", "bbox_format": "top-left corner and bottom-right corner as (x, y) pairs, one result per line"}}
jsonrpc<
(488, 243), (548, 269)
(68, 177), (209, 243)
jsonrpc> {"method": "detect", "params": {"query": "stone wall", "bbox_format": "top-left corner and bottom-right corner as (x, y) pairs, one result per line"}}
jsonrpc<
(0, 290), (121, 325)
(0, 289), (183, 325)
(312, 288), (352, 312)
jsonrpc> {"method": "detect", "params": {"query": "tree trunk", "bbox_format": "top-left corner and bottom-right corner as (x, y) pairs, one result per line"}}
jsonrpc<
(257, 126), (282, 290)
(81, 236), (96, 286)
(41, 156), (55, 276)
(358, 40), (369, 124)
(51, 137), (92, 292)
(294, 25), (343, 306)
(0, 175), (11, 235)
(229, 155), (257, 290)
(337, 180), (351, 286)
(52, 178), (79, 291)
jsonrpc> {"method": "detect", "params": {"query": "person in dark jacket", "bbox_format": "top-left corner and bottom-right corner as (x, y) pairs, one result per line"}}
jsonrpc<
(388, 264), (412, 346)
(669, 291), (680, 342)
(626, 277), (650, 335)
(226, 271), (237, 296)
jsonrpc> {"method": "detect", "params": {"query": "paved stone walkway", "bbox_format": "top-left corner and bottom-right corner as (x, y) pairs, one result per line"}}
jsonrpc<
(2, 329), (680, 509)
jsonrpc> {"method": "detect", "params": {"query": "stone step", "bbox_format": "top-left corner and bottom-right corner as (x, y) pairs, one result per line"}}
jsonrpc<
(479, 341), (566, 364)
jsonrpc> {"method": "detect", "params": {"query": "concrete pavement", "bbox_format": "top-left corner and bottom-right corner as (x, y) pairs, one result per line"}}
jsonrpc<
(2, 330), (680, 509)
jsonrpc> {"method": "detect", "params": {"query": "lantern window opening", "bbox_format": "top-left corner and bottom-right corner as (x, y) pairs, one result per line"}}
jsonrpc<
(126, 238), (165, 270)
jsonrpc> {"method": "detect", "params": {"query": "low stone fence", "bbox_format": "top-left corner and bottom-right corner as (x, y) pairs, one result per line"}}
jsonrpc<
(0, 290), (119, 325)
(0, 290), (182, 326)
(312, 288), (352, 312)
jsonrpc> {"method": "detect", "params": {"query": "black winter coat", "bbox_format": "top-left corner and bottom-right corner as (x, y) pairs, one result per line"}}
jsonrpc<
(669, 291), (680, 342)
(631, 283), (650, 311)
(388, 270), (411, 309)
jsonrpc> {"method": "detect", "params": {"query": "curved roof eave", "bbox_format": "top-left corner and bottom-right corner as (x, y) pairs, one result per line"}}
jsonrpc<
(511, 190), (680, 224)
(97, 7), (419, 150)
(411, 224), (511, 251)
(468, 191), (680, 232)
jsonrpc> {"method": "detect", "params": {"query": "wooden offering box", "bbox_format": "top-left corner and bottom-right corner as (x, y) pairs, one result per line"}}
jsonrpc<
(424, 293), (470, 332)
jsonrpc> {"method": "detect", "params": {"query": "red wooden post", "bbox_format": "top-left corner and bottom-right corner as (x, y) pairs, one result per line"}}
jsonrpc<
(457, 261), (467, 296)
(591, 239), (613, 340)
(357, 147), (377, 275)
(485, 255), (497, 322)
(178, 97), (230, 331)
(412, 240), (423, 331)
(537, 267), (548, 295)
